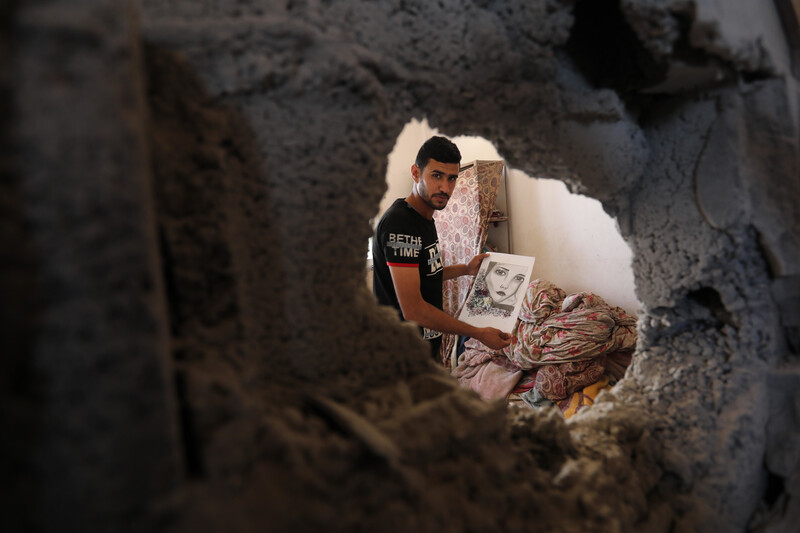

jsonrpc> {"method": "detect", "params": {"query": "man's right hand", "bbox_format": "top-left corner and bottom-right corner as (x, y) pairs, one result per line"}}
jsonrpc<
(474, 327), (512, 351)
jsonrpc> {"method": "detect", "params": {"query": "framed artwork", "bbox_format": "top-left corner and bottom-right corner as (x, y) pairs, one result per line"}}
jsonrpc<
(458, 252), (536, 332)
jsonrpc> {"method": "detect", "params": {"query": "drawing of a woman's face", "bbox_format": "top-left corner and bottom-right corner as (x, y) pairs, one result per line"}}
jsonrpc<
(485, 262), (527, 306)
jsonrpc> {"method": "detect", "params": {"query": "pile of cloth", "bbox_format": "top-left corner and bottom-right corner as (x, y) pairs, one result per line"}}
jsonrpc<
(451, 279), (637, 418)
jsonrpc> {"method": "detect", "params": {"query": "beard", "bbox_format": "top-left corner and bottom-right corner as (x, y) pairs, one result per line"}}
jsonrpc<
(424, 192), (450, 210)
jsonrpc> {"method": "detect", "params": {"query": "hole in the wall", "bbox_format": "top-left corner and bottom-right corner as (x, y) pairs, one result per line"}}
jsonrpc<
(687, 286), (737, 329)
(370, 118), (642, 413)
(565, 0), (667, 93)
(375, 118), (641, 315)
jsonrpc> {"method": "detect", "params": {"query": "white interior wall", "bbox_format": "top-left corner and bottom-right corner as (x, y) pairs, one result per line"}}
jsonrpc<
(505, 173), (641, 314)
(375, 118), (434, 223)
(378, 119), (642, 314)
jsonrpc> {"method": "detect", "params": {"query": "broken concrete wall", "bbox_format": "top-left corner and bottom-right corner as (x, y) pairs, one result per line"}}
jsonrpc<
(1, 1), (179, 530)
(2, 0), (799, 531)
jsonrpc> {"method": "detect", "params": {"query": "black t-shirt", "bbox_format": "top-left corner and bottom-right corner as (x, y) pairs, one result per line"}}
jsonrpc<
(372, 199), (444, 356)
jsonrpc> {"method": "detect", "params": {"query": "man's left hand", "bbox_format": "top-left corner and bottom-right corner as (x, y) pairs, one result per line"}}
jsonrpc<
(465, 253), (489, 276)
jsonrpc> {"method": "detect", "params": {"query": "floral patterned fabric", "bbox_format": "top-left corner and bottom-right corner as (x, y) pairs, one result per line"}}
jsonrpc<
(433, 160), (504, 364)
(503, 279), (638, 370)
(454, 279), (637, 414)
(533, 355), (607, 401)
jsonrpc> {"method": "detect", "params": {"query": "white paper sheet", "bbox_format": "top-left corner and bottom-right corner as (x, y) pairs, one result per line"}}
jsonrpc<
(458, 252), (536, 332)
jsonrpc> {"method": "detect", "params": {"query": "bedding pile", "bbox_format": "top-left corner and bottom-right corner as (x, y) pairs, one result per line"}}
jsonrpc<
(451, 279), (637, 418)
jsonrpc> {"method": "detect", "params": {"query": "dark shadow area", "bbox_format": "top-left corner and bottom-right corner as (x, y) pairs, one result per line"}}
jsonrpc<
(144, 44), (287, 479)
(0, 2), (46, 530)
(688, 286), (737, 329)
(565, 0), (667, 92)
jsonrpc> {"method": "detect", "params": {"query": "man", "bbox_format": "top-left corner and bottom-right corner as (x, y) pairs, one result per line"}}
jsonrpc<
(372, 136), (512, 360)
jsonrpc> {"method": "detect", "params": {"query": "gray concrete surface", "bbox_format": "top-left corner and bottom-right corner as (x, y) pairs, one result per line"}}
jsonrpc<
(2, 0), (798, 531)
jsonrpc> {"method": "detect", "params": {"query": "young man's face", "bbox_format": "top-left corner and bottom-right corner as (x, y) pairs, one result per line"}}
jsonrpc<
(412, 158), (460, 211)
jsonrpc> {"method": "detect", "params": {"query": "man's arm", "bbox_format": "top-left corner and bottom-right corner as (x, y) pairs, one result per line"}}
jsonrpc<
(442, 263), (467, 281)
(442, 252), (489, 281)
(389, 265), (511, 350)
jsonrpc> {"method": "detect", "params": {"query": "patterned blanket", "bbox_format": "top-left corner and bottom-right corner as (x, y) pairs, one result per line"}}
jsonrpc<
(452, 279), (637, 415)
(504, 279), (637, 369)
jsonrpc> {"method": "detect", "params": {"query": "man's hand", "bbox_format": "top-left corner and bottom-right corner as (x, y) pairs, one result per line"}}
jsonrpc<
(473, 327), (512, 351)
(465, 253), (489, 276)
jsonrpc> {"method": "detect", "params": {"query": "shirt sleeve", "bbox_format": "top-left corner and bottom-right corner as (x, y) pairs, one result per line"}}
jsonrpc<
(380, 215), (423, 268)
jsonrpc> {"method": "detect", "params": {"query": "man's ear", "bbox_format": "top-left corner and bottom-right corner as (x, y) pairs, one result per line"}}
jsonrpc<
(411, 164), (420, 183)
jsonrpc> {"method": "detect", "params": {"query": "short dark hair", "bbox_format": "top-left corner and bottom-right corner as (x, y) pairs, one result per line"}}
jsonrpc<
(415, 136), (461, 171)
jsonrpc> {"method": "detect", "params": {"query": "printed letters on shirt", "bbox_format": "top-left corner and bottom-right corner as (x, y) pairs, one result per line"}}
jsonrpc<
(425, 242), (443, 276)
(388, 233), (422, 259)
